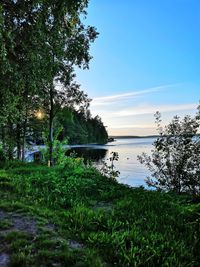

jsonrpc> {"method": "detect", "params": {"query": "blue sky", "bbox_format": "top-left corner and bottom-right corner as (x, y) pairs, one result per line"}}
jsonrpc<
(76, 0), (200, 135)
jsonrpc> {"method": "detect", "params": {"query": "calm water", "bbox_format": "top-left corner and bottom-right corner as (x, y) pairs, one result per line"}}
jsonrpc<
(67, 137), (156, 187)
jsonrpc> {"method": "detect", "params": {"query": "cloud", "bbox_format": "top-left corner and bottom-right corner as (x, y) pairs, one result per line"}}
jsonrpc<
(108, 127), (157, 136)
(114, 103), (197, 117)
(89, 82), (198, 135)
(91, 84), (179, 106)
(110, 124), (154, 129)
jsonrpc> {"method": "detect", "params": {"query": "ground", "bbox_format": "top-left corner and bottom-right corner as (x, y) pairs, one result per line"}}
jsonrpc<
(0, 163), (199, 266)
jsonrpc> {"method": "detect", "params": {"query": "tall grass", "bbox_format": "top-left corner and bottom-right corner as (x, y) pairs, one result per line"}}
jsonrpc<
(1, 160), (200, 266)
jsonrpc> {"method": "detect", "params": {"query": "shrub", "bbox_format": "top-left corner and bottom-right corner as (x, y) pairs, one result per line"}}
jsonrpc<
(138, 105), (200, 200)
(40, 127), (68, 166)
(99, 152), (120, 179)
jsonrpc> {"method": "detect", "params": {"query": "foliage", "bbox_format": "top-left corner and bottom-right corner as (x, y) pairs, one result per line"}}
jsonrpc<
(29, 106), (108, 146)
(40, 127), (68, 166)
(138, 105), (200, 199)
(0, 164), (200, 266)
(55, 107), (108, 145)
(99, 152), (120, 179)
(0, 0), (99, 164)
(0, 145), (6, 165)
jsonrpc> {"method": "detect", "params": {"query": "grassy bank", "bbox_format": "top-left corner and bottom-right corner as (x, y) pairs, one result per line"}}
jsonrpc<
(0, 160), (200, 266)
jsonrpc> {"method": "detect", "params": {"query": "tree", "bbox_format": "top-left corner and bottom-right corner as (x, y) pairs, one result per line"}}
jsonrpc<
(0, 0), (98, 164)
(55, 108), (108, 145)
(138, 105), (200, 200)
(0, 0), (49, 160)
(29, 1), (97, 166)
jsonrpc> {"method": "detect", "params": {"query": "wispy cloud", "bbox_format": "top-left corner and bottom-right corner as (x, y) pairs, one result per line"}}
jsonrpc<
(91, 84), (179, 106)
(110, 124), (154, 129)
(114, 103), (197, 117)
(89, 83), (198, 135)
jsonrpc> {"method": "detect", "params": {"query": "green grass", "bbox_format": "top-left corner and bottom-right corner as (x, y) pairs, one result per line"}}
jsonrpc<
(0, 219), (12, 230)
(0, 161), (199, 266)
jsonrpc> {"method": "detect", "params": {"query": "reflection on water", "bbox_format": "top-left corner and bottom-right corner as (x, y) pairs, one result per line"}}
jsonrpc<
(106, 138), (155, 188)
(67, 138), (156, 188)
(66, 147), (108, 162)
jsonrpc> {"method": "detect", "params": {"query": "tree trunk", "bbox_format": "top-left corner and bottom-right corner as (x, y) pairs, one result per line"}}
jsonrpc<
(22, 119), (27, 161)
(16, 123), (21, 160)
(49, 85), (54, 166)
(1, 124), (6, 151)
(8, 122), (14, 160)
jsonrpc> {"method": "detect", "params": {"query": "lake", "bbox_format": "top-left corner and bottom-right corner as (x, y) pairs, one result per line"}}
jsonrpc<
(67, 137), (156, 188)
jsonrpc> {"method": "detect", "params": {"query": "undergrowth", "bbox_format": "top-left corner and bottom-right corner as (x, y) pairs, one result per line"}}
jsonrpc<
(0, 160), (199, 266)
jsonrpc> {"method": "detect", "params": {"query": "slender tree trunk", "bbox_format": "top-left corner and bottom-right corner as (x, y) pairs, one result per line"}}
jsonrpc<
(8, 122), (14, 160)
(1, 124), (6, 151)
(22, 119), (27, 161)
(49, 85), (54, 166)
(16, 123), (21, 160)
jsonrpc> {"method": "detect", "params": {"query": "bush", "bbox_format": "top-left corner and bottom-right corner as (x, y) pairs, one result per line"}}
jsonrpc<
(40, 127), (68, 166)
(138, 105), (200, 200)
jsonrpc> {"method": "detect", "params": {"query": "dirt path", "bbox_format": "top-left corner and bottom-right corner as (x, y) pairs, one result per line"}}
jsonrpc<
(0, 209), (85, 267)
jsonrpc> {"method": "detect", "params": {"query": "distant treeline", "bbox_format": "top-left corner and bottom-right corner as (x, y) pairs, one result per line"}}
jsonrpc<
(110, 135), (159, 139)
(111, 134), (200, 139)
(31, 107), (108, 145)
(58, 108), (108, 144)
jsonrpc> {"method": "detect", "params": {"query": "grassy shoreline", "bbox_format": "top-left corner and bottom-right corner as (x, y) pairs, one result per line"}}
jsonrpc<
(0, 161), (199, 266)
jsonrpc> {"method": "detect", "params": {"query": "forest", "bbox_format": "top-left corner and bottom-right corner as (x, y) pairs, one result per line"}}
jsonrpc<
(31, 107), (108, 145)
(0, 0), (107, 165)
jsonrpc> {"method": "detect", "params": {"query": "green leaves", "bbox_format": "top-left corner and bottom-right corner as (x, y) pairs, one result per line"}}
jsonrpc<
(0, 0), (98, 162)
(138, 104), (200, 199)
(2, 163), (200, 266)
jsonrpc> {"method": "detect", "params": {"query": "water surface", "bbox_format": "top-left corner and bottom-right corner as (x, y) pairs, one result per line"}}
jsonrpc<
(68, 137), (156, 187)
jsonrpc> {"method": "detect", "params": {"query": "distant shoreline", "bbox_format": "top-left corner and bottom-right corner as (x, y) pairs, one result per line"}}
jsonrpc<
(109, 135), (159, 139)
(110, 133), (200, 139)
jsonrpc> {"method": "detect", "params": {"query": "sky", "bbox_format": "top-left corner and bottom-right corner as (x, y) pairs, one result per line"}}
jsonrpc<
(76, 0), (200, 136)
